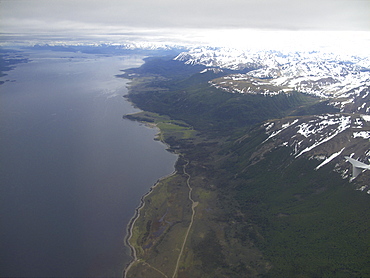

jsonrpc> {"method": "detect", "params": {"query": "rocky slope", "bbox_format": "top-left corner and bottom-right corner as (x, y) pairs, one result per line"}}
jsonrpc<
(175, 47), (370, 192)
(247, 114), (370, 191)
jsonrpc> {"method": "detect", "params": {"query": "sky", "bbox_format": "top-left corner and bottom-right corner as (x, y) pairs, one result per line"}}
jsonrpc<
(1, 0), (370, 53)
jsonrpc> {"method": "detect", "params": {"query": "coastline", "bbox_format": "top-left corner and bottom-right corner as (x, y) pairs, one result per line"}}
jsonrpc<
(120, 75), (175, 276)
(123, 168), (178, 278)
(117, 52), (370, 277)
(122, 112), (180, 278)
(119, 69), (198, 277)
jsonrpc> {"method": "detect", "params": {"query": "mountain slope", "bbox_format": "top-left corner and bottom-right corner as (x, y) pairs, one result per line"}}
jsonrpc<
(176, 47), (370, 114)
(123, 49), (370, 278)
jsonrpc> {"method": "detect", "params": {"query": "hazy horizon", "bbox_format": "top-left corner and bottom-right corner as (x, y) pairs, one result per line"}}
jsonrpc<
(1, 0), (369, 55)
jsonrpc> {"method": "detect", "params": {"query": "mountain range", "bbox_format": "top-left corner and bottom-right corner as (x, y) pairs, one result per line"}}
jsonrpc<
(120, 44), (370, 277)
(175, 47), (370, 189)
(17, 42), (370, 277)
(4, 43), (367, 277)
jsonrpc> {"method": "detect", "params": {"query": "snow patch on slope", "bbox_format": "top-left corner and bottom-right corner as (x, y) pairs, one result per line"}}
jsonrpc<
(315, 148), (345, 170)
(295, 115), (351, 157)
(353, 131), (370, 139)
(263, 119), (299, 143)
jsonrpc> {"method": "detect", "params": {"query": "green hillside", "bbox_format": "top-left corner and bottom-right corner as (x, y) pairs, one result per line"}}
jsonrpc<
(124, 58), (322, 133)
(123, 56), (370, 278)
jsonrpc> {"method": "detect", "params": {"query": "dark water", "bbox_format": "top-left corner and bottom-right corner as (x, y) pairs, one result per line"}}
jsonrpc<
(0, 50), (177, 277)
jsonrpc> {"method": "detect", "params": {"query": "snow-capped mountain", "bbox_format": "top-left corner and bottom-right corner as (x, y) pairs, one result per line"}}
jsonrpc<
(175, 47), (370, 114)
(245, 113), (370, 193)
(1, 40), (190, 51)
(176, 47), (370, 192)
(175, 47), (370, 73)
(175, 47), (260, 70)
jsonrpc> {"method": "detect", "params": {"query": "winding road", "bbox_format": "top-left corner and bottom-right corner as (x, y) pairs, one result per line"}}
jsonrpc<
(124, 160), (197, 278)
(172, 160), (198, 278)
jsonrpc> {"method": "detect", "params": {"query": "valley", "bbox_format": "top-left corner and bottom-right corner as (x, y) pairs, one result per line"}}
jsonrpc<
(123, 48), (370, 277)
(2, 1), (369, 277)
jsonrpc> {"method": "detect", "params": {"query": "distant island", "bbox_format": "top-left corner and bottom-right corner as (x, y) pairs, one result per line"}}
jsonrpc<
(0, 48), (29, 84)
(122, 49), (370, 277)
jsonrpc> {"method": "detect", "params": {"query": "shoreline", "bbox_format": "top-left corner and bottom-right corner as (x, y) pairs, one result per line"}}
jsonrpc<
(121, 111), (180, 277)
(122, 167), (179, 278)
(120, 78), (185, 277)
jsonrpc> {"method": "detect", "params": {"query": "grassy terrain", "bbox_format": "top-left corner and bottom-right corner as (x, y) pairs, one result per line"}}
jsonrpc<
(125, 111), (269, 277)
(124, 111), (196, 143)
(123, 56), (370, 277)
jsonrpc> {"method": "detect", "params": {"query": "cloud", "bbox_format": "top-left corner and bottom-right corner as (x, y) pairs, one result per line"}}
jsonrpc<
(1, 0), (369, 34)
(1, 0), (369, 55)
